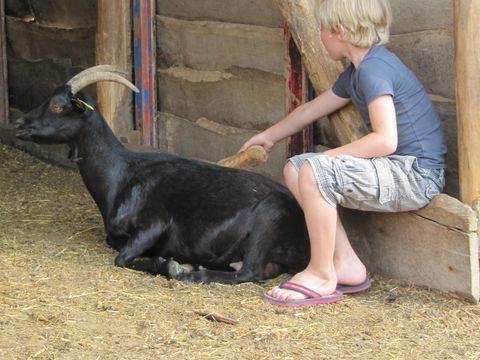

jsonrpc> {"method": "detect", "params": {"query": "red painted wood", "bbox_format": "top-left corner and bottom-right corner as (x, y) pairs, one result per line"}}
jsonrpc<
(134, 0), (156, 147)
(285, 25), (313, 157)
(0, 0), (8, 125)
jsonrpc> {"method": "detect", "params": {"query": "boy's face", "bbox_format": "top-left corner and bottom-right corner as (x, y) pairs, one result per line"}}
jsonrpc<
(320, 25), (345, 61)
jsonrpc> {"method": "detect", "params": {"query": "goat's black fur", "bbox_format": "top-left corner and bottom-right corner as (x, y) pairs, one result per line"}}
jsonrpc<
(15, 85), (310, 283)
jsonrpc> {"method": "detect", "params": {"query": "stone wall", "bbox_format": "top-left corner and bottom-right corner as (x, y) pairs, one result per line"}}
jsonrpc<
(155, 0), (287, 180)
(389, 0), (457, 197)
(155, 0), (459, 194)
(1, 0), (460, 195)
(4, 0), (96, 113)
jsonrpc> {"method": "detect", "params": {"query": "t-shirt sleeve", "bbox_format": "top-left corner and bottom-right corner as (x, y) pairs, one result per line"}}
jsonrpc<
(357, 60), (394, 105)
(331, 66), (352, 99)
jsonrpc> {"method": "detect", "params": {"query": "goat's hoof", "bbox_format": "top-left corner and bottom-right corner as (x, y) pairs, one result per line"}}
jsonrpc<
(175, 271), (193, 282)
(167, 258), (193, 278)
(114, 255), (127, 268)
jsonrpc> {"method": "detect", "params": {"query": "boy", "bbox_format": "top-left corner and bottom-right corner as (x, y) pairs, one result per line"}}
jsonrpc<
(239, 0), (447, 306)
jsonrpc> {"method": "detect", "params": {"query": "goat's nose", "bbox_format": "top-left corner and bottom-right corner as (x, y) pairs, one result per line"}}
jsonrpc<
(14, 117), (25, 129)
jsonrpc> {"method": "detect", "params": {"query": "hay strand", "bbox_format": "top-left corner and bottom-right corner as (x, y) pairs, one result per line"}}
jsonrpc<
(195, 311), (240, 325)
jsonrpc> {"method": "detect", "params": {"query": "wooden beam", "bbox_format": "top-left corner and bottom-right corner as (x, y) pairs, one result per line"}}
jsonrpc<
(285, 25), (314, 156)
(454, 0), (480, 205)
(0, 0), (8, 125)
(276, 0), (367, 145)
(96, 0), (134, 136)
(133, 0), (157, 147)
(344, 194), (479, 303)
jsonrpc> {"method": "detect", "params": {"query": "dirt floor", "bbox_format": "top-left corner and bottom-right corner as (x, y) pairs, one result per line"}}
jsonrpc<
(1, 144), (479, 360)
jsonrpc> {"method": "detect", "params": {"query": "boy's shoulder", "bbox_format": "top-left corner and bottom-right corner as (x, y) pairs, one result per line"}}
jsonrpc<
(359, 45), (409, 78)
(361, 46), (396, 69)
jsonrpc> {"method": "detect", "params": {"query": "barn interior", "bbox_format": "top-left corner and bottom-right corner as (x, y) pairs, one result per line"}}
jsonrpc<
(0, 1), (479, 358)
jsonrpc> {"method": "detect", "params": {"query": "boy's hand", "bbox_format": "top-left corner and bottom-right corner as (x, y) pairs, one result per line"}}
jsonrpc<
(238, 133), (275, 154)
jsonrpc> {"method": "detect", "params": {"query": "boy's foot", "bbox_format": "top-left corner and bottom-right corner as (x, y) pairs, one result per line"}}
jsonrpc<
(266, 269), (338, 302)
(264, 282), (343, 307)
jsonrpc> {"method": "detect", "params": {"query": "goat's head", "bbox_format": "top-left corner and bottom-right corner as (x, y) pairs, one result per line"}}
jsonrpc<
(14, 65), (139, 144)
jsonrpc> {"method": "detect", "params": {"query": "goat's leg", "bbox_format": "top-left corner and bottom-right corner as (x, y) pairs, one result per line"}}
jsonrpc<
(114, 225), (165, 268)
(174, 267), (255, 284)
(175, 193), (307, 284)
(128, 257), (196, 278)
(173, 251), (280, 284)
(126, 257), (169, 275)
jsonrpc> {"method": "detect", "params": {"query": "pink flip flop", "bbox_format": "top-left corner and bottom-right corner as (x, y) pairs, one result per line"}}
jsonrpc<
(263, 281), (344, 307)
(336, 277), (372, 294)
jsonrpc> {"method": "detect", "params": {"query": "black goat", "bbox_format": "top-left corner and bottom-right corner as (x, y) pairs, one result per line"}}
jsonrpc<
(14, 65), (310, 284)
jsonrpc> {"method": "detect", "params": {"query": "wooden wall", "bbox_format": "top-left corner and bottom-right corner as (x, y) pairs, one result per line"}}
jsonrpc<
(0, 0), (461, 199)
(389, 0), (457, 196)
(4, 0), (96, 115)
(155, 0), (288, 180)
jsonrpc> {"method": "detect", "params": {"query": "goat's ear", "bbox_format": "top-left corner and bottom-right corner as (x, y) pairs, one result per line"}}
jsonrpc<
(49, 98), (69, 114)
(48, 101), (63, 114)
(48, 91), (75, 115)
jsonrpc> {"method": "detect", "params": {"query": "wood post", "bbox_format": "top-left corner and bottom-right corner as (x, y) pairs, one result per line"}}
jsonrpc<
(276, 0), (367, 145)
(96, 0), (134, 136)
(0, 0), (8, 125)
(133, 0), (157, 147)
(454, 0), (480, 205)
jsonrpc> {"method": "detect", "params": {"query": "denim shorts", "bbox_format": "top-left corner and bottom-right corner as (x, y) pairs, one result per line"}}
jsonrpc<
(288, 153), (445, 212)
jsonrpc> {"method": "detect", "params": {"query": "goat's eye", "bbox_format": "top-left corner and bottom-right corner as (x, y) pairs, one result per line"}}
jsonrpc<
(49, 102), (63, 114)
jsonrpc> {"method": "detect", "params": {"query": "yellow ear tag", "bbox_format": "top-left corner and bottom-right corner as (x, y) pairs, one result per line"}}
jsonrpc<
(78, 99), (95, 111)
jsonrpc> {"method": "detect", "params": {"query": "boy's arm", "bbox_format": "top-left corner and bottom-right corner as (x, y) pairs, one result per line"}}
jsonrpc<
(324, 94), (398, 158)
(239, 89), (350, 152)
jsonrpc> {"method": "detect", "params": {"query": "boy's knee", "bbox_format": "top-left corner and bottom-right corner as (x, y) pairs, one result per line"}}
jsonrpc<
(283, 162), (298, 183)
(298, 162), (317, 188)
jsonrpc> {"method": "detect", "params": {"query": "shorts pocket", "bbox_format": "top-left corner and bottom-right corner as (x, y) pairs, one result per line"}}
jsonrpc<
(371, 158), (397, 204)
(342, 181), (379, 201)
(336, 156), (385, 202)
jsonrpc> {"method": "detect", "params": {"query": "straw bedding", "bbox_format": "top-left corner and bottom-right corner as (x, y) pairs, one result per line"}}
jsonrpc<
(0, 144), (479, 360)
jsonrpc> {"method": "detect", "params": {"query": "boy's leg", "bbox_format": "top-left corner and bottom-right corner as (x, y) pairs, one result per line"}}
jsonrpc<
(269, 162), (366, 301)
(333, 216), (367, 286)
(285, 161), (367, 283)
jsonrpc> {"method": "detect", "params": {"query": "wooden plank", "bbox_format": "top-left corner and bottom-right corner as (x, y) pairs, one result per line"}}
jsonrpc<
(276, 0), (367, 145)
(285, 25), (313, 156)
(472, 198), (480, 256)
(343, 194), (479, 303)
(134, 0), (157, 147)
(454, 0), (480, 205)
(96, 0), (133, 136)
(0, 0), (8, 125)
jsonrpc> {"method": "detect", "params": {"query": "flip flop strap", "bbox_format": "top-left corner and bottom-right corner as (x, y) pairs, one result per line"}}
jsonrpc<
(279, 281), (324, 299)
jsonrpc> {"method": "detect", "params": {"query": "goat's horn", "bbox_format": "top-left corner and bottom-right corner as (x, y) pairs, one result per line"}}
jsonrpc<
(67, 65), (128, 86)
(67, 68), (139, 95)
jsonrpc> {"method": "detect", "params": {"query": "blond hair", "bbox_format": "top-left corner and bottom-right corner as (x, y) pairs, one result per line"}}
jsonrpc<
(316, 0), (392, 48)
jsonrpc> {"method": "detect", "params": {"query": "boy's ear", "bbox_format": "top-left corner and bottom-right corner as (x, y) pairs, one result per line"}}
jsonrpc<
(335, 24), (346, 40)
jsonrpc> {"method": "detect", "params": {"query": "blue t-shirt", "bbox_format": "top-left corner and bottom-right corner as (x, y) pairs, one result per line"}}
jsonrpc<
(332, 45), (447, 169)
